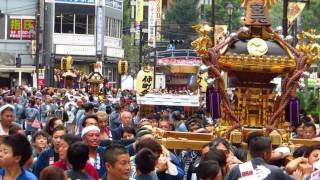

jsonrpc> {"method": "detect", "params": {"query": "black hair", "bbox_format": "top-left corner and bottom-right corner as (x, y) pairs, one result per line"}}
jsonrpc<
(196, 160), (221, 180)
(202, 148), (227, 168)
(67, 142), (89, 171)
(45, 117), (61, 136)
(104, 144), (128, 166)
(31, 131), (49, 143)
(210, 137), (231, 150)
(81, 114), (98, 127)
(52, 125), (66, 135)
(293, 146), (311, 158)
(303, 122), (317, 132)
(172, 111), (181, 121)
(136, 138), (163, 155)
(245, 131), (264, 145)
(249, 136), (272, 158)
(135, 148), (156, 174)
(61, 134), (81, 146)
(84, 103), (94, 112)
(121, 126), (136, 138)
(8, 124), (23, 135)
(3, 134), (32, 166)
(186, 117), (204, 131)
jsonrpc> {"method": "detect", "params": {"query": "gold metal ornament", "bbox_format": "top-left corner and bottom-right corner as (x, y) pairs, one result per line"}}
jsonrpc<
(247, 38), (268, 56)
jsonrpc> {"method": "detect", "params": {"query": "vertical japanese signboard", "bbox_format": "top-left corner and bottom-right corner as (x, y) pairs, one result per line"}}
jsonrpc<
(135, 0), (144, 22)
(9, 17), (36, 40)
(155, 0), (162, 41)
(96, 5), (105, 57)
(148, 0), (156, 47)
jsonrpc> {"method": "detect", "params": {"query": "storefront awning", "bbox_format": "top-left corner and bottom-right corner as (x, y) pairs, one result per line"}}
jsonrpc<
(0, 65), (35, 73)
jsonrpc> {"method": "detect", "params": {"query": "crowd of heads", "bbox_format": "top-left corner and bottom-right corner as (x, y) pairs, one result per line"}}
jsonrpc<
(0, 85), (319, 180)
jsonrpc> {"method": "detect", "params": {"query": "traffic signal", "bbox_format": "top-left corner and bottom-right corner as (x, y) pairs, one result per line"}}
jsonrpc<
(170, 40), (184, 45)
(16, 54), (21, 68)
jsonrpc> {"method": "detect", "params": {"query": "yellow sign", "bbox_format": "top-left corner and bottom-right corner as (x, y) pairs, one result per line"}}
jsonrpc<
(288, 2), (305, 25)
(136, 0), (144, 22)
(135, 68), (154, 96)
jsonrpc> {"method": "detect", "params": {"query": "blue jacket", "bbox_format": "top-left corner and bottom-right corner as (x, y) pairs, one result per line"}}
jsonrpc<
(32, 146), (59, 177)
(93, 146), (106, 178)
(110, 126), (124, 140)
(0, 168), (37, 180)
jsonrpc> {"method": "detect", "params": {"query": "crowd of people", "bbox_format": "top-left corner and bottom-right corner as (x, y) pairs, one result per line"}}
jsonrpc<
(0, 85), (319, 180)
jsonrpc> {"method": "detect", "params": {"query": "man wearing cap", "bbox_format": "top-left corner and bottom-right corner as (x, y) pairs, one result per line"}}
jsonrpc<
(82, 125), (106, 178)
(0, 104), (16, 135)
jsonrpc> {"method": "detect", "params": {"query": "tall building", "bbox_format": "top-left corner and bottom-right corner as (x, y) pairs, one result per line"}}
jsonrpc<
(0, 0), (37, 87)
(51, 0), (124, 88)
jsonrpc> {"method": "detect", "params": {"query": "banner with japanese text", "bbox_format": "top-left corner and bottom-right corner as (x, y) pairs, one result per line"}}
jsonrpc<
(155, 0), (162, 41)
(9, 16), (36, 40)
(135, 0), (144, 22)
(148, 0), (156, 47)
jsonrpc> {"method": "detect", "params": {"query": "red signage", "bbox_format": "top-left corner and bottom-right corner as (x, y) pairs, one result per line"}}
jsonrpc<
(9, 17), (36, 40)
(38, 79), (45, 86)
(157, 57), (202, 66)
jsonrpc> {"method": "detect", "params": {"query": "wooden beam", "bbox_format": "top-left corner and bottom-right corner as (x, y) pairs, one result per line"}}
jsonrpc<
(157, 138), (211, 150)
(290, 139), (320, 146)
(162, 131), (214, 141)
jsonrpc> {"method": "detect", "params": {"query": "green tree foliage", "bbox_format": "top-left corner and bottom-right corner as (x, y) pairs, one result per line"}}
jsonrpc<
(123, 34), (139, 61)
(301, 0), (320, 31)
(297, 90), (320, 121)
(162, 0), (200, 48)
(204, 0), (241, 31)
(123, 0), (131, 34)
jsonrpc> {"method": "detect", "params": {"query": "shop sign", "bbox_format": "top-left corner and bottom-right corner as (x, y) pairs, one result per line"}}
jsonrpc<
(53, 34), (122, 48)
(55, 0), (95, 5)
(9, 17), (36, 40)
(157, 57), (202, 66)
(106, 47), (124, 58)
(55, 45), (96, 56)
(135, 0), (144, 22)
(105, 0), (123, 10)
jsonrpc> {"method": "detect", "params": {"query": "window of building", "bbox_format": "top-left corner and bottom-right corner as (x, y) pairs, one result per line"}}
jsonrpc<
(105, 17), (122, 38)
(62, 14), (74, 33)
(75, 14), (86, 34)
(55, 13), (95, 35)
(55, 14), (62, 33)
(88, 15), (95, 34)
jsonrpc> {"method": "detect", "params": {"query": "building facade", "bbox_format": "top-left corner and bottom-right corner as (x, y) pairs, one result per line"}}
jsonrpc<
(52, 0), (124, 88)
(0, 0), (37, 88)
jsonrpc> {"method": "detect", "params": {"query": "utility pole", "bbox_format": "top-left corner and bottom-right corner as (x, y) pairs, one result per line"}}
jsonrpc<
(139, 24), (143, 70)
(211, 0), (215, 46)
(35, 0), (40, 88)
(43, 0), (54, 87)
(282, 0), (288, 37)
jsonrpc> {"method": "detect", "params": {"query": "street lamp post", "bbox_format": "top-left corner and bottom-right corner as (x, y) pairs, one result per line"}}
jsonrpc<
(226, 2), (234, 32)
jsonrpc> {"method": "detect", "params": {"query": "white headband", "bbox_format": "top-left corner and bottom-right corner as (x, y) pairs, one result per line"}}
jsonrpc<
(81, 125), (100, 138)
(0, 104), (15, 116)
